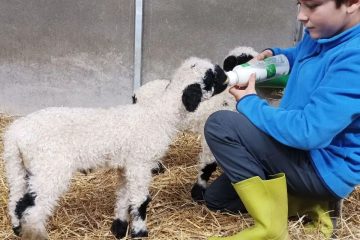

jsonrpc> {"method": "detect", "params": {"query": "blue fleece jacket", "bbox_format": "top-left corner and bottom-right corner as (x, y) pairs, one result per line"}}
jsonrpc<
(236, 24), (360, 198)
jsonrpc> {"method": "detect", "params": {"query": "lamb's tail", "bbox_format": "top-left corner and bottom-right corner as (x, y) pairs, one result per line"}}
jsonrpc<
(3, 130), (31, 236)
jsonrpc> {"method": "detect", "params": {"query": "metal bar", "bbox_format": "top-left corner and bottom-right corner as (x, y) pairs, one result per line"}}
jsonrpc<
(294, 4), (304, 44)
(133, 0), (143, 91)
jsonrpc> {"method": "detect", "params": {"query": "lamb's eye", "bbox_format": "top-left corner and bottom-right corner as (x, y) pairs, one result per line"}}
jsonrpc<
(191, 64), (197, 69)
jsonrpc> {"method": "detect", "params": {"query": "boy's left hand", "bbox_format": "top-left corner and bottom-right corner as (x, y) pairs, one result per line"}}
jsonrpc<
(229, 73), (257, 101)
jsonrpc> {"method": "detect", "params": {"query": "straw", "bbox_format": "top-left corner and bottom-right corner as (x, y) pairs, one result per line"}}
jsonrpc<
(0, 115), (359, 239)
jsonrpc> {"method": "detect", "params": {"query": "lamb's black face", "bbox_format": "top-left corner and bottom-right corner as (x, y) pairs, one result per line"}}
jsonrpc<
(223, 53), (254, 71)
(182, 65), (227, 112)
(212, 65), (228, 95)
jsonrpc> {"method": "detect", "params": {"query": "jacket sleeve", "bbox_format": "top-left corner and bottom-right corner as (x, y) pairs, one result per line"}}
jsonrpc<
(270, 30), (311, 70)
(236, 49), (360, 150)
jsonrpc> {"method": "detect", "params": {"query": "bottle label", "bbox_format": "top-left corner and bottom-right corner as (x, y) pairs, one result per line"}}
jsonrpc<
(226, 54), (290, 85)
(266, 64), (276, 78)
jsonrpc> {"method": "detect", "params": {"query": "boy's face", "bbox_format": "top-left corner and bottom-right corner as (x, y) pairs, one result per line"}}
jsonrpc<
(297, 0), (353, 39)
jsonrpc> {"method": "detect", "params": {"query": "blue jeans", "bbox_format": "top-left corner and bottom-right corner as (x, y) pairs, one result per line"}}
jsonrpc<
(203, 110), (338, 213)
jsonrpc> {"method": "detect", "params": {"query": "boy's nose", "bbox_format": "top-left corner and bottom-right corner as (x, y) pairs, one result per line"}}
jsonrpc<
(297, 8), (309, 23)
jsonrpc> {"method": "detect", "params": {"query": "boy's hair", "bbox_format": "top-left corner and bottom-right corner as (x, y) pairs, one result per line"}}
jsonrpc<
(335, 0), (347, 7)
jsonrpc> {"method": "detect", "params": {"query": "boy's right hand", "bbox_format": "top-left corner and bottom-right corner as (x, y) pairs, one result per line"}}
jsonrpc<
(255, 49), (274, 61)
(229, 73), (257, 101)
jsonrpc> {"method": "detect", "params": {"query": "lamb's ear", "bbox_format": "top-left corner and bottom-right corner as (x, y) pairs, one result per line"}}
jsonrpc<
(132, 94), (137, 104)
(223, 53), (254, 71)
(213, 65), (228, 95)
(202, 69), (216, 91)
(182, 83), (202, 112)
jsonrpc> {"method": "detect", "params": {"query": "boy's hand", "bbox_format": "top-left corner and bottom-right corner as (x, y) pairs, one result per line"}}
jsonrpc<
(229, 73), (257, 101)
(255, 49), (273, 61)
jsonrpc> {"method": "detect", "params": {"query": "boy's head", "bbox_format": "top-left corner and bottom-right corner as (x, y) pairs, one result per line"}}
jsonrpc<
(297, 0), (360, 39)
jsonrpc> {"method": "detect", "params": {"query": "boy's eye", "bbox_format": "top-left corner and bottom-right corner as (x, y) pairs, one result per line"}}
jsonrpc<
(306, 3), (321, 9)
(297, 0), (321, 9)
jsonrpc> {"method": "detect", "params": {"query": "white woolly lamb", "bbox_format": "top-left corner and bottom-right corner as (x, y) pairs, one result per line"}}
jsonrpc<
(190, 46), (259, 202)
(132, 79), (170, 105)
(2, 57), (227, 240)
(190, 46), (286, 202)
(132, 47), (259, 202)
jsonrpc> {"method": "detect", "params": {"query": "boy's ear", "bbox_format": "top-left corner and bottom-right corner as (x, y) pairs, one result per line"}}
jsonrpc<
(346, 0), (360, 13)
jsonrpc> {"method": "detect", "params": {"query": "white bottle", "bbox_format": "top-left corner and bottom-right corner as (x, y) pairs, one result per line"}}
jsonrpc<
(225, 54), (290, 85)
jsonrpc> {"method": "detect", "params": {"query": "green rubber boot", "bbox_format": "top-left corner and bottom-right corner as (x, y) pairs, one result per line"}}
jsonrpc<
(288, 194), (343, 239)
(209, 173), (289, 240)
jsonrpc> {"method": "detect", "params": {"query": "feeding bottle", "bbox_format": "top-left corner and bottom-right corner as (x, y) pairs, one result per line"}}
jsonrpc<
(225, 54), (290, 88)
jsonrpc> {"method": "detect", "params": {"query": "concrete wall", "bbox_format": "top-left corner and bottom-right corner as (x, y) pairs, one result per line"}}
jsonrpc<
(0, 0), (134, 115)
(142, 0), (298, 83)
(0, 0), (297, 115)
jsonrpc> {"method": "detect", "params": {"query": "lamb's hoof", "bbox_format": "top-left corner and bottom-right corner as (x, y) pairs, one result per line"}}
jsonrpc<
(191, 183), (206, 203)
(111, 219), (128, 239)
(131, 229), (148, 238)
(12, 225), (21, 236)
(151, 162), (165, 175)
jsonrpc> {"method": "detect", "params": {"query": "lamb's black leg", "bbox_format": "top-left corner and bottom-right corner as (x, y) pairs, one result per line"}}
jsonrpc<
(151, 161), (165, 175)
(111, 219), (129, 239)
(191, 162), (217, 202)
(12, 191), (37, 236)
(130, 196), (151, 238)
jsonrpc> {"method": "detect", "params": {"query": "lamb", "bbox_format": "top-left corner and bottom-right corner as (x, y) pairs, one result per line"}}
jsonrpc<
(131, 47), (259, 202)
(189, 46), (286, 202)
(132, 79), (170, 105)
(190, 46), (259, 202)
(2, 57), (227, 240)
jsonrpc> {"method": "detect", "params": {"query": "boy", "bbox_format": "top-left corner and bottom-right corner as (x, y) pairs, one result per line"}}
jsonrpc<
(204, 0), (360, 239)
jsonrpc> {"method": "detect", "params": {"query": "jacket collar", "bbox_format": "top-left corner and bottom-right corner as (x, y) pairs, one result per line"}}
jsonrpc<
(316, 23), (360, 46)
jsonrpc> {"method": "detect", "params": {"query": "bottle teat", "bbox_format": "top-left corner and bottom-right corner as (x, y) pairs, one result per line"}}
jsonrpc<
(225, 71), (239, 86)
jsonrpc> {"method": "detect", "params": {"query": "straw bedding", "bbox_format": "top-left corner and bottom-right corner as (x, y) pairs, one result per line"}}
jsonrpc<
(0, 115), (359, 239)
